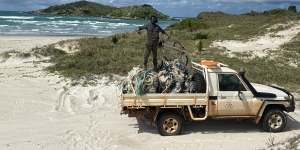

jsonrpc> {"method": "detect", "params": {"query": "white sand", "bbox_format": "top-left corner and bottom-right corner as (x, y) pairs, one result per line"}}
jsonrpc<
(0, 36), (83, 53)
(211, 21), (300, 57)
(0, 36), (300, 150)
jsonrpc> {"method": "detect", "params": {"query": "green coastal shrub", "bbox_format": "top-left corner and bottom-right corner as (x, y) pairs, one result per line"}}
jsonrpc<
(168, 18), (208, 31)
(112, 35), (119, 44)
(288, 5), (297, 13)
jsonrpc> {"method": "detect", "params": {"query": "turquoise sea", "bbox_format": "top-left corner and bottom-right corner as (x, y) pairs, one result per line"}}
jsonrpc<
(0, 11), (175, 36)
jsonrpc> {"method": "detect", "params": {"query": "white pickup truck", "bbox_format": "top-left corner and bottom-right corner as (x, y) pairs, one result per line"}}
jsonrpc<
(121, 60), (295, 136)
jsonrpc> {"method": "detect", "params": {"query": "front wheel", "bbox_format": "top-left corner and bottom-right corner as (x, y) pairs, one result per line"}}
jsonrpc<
(157, 113), (183, 136)
(262, 109), (287, 132)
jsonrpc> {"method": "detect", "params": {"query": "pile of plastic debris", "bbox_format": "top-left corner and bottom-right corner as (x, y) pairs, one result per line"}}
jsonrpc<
(122, 58), (205, 95)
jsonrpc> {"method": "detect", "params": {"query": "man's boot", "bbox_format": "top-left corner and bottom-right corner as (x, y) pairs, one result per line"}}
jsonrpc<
(144, 64), (148, 70)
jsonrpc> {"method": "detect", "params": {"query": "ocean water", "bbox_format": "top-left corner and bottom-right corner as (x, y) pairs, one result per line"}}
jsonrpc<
(0, 11), (175, 36)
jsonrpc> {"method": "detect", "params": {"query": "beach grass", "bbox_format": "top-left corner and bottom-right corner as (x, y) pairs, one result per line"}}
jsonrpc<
(169, 9), (300, 46)
(0, 50), (31, 60)
(37, 9), (300, 91)
(45, 33), (177, 78)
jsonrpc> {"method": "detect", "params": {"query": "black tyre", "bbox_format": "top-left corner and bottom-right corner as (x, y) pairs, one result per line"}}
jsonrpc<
(157, 113), (183, 136)
(191, 71), (206, 93)
(262, 109), (287, 132)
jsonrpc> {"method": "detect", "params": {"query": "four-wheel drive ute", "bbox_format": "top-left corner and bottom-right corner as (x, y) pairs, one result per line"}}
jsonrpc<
(120, 60), (295, 136)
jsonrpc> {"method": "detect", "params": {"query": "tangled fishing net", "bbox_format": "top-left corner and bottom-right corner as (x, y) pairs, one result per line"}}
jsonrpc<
(122, 58), (206, 96)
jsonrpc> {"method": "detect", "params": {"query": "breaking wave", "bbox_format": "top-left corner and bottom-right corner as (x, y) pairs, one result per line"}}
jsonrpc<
(0, 16), (34, 20)
(0, 11), (175, 36)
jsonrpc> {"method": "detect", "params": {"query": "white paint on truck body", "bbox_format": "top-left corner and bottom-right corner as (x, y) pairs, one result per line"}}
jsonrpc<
(251, 83), (288, 100)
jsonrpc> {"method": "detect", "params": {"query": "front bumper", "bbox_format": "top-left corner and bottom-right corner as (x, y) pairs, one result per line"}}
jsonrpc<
(270, 85), (295, 112)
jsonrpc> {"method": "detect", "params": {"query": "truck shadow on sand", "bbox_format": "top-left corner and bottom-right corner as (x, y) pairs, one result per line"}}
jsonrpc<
(134, 114), (300, 135)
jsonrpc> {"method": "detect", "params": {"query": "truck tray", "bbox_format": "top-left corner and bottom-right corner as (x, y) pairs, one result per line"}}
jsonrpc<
(121, 93), (208, 107)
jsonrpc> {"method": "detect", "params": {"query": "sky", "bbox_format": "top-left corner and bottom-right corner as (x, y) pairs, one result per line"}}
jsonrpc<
(1, 0), (300, 17)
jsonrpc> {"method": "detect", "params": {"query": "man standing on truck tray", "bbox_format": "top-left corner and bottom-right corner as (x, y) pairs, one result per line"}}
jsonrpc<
(138, 15), (169, 72)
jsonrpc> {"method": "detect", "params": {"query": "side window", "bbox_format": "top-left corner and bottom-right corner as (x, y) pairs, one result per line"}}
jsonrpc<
(218, 74), (246, 91)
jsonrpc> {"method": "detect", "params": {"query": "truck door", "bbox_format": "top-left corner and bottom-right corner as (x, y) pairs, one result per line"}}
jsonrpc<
(216, 73), (254, 116)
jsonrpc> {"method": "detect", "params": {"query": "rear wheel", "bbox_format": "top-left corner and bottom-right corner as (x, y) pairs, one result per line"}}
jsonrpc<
(262, 109), (287, 132)
(157, 113), (183, 136)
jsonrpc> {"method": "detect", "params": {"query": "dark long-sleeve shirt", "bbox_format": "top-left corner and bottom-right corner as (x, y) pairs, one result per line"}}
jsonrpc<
(139, 23), (166, 45)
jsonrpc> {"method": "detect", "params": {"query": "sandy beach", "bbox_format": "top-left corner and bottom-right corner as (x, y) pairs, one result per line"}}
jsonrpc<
(0, 35), (86, 52)
(1, 0), (300, 148)
(0, 35), (299, 150)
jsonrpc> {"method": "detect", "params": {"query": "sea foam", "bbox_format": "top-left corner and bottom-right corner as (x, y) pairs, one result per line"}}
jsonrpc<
(0, 16), (34, 20)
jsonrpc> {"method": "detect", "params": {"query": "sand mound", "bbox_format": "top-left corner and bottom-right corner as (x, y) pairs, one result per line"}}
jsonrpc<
(55, 82), (120, 114)
(211, 21), (300, 57)
(54, 40), (80, 54)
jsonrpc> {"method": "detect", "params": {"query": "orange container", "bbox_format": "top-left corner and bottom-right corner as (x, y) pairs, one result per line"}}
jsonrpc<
(199, 60), (219, 68)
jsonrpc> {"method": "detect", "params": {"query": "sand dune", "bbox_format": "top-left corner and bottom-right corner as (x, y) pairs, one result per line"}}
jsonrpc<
(211, 21), (300, 57)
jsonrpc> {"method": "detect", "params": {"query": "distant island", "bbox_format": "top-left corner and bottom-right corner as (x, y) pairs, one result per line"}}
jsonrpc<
(31, 0), (169, 19)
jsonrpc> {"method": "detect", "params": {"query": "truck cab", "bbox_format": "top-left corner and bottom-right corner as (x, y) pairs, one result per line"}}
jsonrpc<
(121, 60), (295, 136)
(193, 62), (263, 117)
